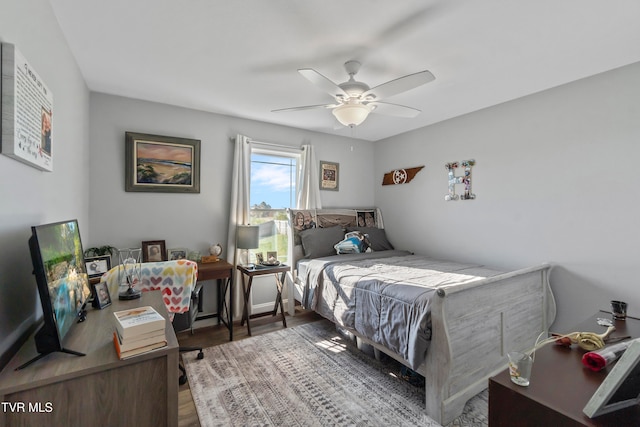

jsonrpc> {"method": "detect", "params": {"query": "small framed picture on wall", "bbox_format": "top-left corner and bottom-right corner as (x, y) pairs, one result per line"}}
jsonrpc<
(320, 160), (339, 191)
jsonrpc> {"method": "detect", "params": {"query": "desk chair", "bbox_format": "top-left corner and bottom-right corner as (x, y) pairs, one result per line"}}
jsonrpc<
(102, 259), (203, 385)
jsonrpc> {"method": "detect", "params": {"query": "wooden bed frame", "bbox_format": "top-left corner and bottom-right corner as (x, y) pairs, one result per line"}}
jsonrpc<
(285, 209), (556, 425)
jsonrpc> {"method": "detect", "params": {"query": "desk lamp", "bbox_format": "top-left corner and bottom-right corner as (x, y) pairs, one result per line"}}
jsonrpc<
(236, 225), (259, 267)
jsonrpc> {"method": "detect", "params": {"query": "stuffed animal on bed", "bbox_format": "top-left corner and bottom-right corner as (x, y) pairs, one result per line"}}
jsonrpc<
(334, 231), (372, 254)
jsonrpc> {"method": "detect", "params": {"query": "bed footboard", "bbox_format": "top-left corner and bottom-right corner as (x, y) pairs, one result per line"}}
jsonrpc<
(423, 263), (555, 424)
(337, 264), (555, 425)
(293, 257), (555, 425)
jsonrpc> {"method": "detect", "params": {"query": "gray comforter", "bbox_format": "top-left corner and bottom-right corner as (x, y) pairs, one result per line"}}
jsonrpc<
(299, 251), (505, 369)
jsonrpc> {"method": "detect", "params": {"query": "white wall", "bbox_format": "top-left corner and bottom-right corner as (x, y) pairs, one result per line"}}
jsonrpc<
(374, 61), (640, 331)
(0, 0), (90, 360)
(88, 93), (375, 312)
(88, 93), (374, 252)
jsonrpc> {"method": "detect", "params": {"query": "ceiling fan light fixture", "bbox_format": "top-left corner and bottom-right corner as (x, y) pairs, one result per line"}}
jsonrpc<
(332, 103), (372, 127)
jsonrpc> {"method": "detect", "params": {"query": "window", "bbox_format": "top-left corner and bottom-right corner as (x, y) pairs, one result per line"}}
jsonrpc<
(249, 148), (299, 265)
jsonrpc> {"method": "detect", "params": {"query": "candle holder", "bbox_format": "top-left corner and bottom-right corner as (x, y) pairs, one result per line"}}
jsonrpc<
(117, 248), (142, 300)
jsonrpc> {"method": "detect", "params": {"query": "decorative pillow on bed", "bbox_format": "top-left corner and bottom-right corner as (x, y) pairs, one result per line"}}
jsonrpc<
(300, 226), (345, 259)
(334, 231), (371, 254)
(346, 227), (394, 251)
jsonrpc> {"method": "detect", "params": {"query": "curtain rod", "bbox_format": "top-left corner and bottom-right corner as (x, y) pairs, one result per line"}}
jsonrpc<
(249, 139), (303, 151)
(231, 137), (303, 151)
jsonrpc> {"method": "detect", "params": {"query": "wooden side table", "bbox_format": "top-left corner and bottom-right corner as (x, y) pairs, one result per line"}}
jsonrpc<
(489, 312), (640, 426)
(237, 264), (289, 336)
(197, 260), (234, 341)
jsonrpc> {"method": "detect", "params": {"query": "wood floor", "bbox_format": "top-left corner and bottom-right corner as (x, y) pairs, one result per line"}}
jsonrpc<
(176, 308), (324, 427)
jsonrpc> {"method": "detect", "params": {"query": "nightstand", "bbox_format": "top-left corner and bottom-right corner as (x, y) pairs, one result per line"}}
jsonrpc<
(489, 312), (640, 426)
(237, 264), (289, 336)
(197, 260), (234, 341)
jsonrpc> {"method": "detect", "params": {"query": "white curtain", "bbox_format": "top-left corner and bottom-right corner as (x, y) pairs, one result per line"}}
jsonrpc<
(296, 144), (322, 209)
(226, 134), (252, 319)
(287, 144), (322, 296)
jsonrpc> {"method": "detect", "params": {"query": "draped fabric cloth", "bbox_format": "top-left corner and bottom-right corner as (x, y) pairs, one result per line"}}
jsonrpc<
(296, 144), (322, 210)
(226, 134), (252, 320)
(289, 144), (322, 285)
(101, 259), (198, 321)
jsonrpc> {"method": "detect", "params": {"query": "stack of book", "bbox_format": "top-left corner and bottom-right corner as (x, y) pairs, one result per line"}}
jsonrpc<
(112, 306), (167, 360)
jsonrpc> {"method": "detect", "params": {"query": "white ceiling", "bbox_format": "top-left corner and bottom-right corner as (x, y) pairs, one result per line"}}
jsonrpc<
(49, 0), (640, 142)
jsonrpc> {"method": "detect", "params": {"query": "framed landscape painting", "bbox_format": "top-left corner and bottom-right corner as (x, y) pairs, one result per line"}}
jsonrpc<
(125, 132), (201, 193)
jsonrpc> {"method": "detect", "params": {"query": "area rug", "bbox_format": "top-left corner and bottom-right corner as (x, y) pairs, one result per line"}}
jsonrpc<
(184, 320), (488, 427)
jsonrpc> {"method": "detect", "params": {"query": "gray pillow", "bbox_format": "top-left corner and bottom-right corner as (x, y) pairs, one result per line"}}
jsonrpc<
(300, 226), (345, 259)
(346, 227), (394, 251)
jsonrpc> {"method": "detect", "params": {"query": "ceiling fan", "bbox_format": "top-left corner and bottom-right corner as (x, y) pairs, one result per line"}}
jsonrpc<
(272, 60), (435, 127)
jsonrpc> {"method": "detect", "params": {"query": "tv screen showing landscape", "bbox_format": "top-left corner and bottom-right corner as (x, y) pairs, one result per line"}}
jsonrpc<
(31, 219), (90, 342)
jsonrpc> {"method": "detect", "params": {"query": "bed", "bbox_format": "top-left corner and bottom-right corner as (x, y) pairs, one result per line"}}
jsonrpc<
(286, 208), (556, 425)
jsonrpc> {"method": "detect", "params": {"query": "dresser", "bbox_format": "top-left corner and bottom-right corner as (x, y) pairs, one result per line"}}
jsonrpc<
(0, 291), (178, 427)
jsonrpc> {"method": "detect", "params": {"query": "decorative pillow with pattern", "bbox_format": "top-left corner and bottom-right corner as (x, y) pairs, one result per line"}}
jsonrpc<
(346, 227), (394, 251)
(334, 231), (371, 254)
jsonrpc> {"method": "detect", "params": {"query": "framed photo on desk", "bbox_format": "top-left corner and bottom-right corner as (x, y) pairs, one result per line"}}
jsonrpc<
(142, 240), (167, 262)
(583, 338), (640, 418)
(91, 281), (112, 309)
(168, 247), (188, 260)
(85, 255), (111, 279)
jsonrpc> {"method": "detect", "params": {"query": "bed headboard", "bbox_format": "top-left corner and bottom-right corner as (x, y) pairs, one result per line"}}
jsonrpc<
(287, 208), (386, 269)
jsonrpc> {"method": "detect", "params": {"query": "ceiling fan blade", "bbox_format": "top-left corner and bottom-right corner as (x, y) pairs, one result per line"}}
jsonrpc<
(272, 103), (338, 113)
(368, 101), (421, 118)
(298, 68), (349, 98)
(362, 70), (435, 100)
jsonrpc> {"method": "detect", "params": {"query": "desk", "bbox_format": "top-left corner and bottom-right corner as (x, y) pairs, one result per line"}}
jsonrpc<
(197, 260), (234, 341)
(0, 291), (178, 427)
(237, 264), (288, 336)
(489, 313), (640, 426)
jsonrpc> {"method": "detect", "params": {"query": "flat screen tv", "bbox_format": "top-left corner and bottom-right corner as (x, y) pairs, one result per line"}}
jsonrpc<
(583, 338), (640, 418)
(18, 219), (91, 370)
